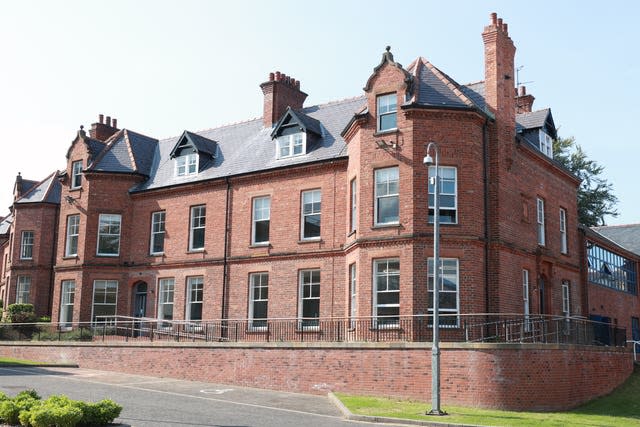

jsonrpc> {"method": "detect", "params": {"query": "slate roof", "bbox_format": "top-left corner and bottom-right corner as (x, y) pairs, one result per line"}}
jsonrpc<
(516, 109), (551, 132)
(90, 129), (158, 176)
(15, 172), (61, 205)
(405, 58), (491, 117)
(133, 96), (366, 192)
(592, 224), (640, 256)
(0, 213), (12, 235)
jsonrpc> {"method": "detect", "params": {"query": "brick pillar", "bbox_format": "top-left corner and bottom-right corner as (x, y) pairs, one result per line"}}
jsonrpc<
(89, 114), (119, 141)
(515, 85), (535, 114)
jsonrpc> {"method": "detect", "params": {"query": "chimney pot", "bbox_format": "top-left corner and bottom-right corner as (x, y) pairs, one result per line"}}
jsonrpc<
(519, 86), (526, 96)
(503, 23), (508, 33)
(497, 18), (503, 27)
(275, 71), (281, 81)
(295, 80), (300, 89)
(106, 116), (111, 127)
(113, 118), (118, 128)
(491, 12), (497, 25)
(269, 72), (275, 81)
(99, 114), (104, 124)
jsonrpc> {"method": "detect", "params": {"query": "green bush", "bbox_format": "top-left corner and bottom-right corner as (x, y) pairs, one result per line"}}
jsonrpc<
(37, 316), (51, 323)
(6, 304), (37, 323)
(0, 390), (122, 427)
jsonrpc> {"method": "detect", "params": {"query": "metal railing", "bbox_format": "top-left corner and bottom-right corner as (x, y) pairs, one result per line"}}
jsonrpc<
(628, 340), (640, 362)
(0, 314), (628, 348)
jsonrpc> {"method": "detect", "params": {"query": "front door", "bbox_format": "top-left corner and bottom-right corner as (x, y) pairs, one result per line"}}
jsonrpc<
(133, 282), (147, 318)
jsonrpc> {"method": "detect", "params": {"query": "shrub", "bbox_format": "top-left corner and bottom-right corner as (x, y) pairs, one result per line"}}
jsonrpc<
(77, 399), (122, 425)
(37, 316), (51, 323)
(6, 304), (37, 323)
(33, 328), (93, 342)
(0, 390), (122, 427)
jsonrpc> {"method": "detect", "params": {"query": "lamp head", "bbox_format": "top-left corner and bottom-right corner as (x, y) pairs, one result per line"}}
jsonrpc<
(423, 154), (434, 165)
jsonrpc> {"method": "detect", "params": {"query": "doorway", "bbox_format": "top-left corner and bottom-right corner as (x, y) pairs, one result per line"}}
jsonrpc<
(133, 282), (148, 318)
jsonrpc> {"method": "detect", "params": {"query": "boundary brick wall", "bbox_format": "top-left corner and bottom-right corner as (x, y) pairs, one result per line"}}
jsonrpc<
(0, 342), (631, 411)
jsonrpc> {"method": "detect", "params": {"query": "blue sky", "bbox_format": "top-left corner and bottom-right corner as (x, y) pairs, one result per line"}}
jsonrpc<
(1, 1), (637, 225)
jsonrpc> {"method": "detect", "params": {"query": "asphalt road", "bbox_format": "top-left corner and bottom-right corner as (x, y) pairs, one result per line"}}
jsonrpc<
(0, 366), (394, 427)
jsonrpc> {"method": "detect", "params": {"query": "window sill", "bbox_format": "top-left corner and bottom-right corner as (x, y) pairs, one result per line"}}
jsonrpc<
(374, 129), (398, 137)
(149, 252), (164, 257)
(96, 254), (119, 258)
(371, 223), (400, 230)
(187, 249), (205, 254)
(347, 230), (356, 237)
(298, 238), (321, 244)
(62, 255), (79, 260)
(250, 242), (270, 248)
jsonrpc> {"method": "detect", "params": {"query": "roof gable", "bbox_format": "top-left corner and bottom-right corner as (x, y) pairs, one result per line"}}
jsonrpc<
(363, 47), (414, 94)
(170, 131), (217, 159)
(270, 107), (323, 139)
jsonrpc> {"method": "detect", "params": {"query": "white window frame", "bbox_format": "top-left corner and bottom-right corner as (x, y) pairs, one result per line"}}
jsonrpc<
(562, 280), (570, 316)
(16, 275), (31, 304)
(560, 208), (568, 254)
(523, 269), (530, 332)
(373, 258), (400, 327)
(96, 213), (121, 256)
(20, 230), (34, 260)
(186, 276), (203, 322)
(428, 166), (458, 224)
(374, 167), (399, 226)
(377, 93), (397, 132)
(349, 263), (357, 328)
(301, 189), (321, 240)
(65, 215), (80, 257)
(91, 280), (118, 323)
(539, 130), (553, 158)
(277, 133), (306, 159)
(150, 211), (166, 255)
(428, 258), (460, 328)
(537, 198), (545, 246)
(60, 280), (75, 328)
(189, 205), (206, 251)
(157, 278), (175, 325)
(249, 272), (269, 330)
(71, 160), (83, 189)
(176, 153), (198, 177)
(298, 269), (320, 329)
(350, 178), (357, 234)
(252, 196), (271, 245)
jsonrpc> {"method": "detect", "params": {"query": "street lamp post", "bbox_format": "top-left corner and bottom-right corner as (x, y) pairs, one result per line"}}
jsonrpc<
(424, 142), (445, 416)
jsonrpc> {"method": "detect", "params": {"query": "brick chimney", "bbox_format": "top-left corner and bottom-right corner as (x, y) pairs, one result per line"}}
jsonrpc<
(89, 114), (119, 141)
(515, 85), (535, 114)
(260, 71), (308, 128)
(483, 13), (516, 138)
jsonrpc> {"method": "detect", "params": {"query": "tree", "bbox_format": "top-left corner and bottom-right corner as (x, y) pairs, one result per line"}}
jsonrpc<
(553, 136), (618, 227)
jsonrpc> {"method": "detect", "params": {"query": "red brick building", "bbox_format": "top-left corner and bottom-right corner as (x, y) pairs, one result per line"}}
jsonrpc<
(1, 13), (638, 343)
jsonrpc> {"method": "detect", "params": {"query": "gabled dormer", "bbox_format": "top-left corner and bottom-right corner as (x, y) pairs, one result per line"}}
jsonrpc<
(516, 108), (557, 159)
(169, 131), (217, 177)
(270, 107), (322, 159)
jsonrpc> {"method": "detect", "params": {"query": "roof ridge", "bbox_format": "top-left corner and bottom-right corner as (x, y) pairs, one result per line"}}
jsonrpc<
(422, 59), (475, 107)
(595, 223), (640, 229)
(463, 80), (485, 87)
(89, 129), (125, 169)
(123, 130), (139, 172)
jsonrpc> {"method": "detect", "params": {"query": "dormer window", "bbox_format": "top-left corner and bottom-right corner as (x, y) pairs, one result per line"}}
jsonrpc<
(271, 107), (322, 160)
(377, 93), (397, 132)
(278, 133), (306, 158)
(176, 153), (198, 176)
(170, 131), (217, 178)
(539, 130), (553, 158)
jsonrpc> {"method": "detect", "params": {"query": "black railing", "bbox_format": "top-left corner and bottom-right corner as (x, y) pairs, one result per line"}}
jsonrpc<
(0, 314), (627, 348)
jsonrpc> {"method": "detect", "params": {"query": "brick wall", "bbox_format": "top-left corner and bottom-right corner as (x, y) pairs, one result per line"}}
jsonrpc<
(0, 342), (631, 411)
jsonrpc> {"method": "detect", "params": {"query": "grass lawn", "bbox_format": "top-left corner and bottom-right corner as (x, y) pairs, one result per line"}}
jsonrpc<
(336, 366), (640, 426)
(0, 357), (47, 366)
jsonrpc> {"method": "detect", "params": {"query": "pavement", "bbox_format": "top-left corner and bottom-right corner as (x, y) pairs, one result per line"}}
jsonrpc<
(0, 365), (469, 427)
